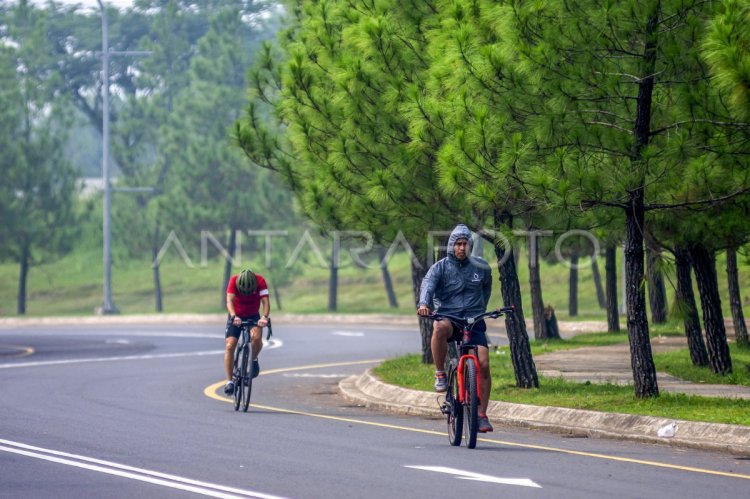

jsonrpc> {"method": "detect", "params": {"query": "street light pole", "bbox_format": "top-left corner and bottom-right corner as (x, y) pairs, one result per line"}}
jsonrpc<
(97, 1), (152, 314)
(98, 0), (116, 314)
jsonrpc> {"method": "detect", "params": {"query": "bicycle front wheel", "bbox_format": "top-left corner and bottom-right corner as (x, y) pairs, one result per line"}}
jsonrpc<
(463, 357), (479, 449)
(233, 344), (243, 411)
(240, 342), (253, 412)
(447, 367), (463, 446)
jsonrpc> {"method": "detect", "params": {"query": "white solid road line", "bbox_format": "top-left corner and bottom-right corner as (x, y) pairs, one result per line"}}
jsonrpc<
(0, 339), (283, 370)
(0, 439), (289, 499)
(331, 331), (365, 337)
(0, 350), (224, 369)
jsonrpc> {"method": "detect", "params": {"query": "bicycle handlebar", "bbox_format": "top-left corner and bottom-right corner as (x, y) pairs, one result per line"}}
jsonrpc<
(239, 318), (273, 341)
(428, 305), (515, 325)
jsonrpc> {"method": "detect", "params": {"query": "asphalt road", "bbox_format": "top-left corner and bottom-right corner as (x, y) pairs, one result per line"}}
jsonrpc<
(1, 322), (748, 498)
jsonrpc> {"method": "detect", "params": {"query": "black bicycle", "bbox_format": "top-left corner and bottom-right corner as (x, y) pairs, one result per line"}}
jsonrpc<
(232, 318), (272, 412)
(434, 306), (513, 449)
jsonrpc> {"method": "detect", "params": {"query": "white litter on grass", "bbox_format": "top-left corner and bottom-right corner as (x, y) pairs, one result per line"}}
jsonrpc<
(657, 422), (678, 438)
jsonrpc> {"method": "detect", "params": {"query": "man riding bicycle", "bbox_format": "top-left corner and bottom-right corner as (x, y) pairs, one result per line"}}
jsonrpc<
(224, 269), (270, 395)
(417, 224), (494, 432)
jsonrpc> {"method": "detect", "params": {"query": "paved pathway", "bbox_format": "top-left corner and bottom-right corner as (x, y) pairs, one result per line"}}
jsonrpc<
(534, 330), (750, 399)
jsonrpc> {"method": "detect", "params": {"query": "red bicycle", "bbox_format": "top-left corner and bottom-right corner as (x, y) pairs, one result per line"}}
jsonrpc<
(433, 307), (514, 449)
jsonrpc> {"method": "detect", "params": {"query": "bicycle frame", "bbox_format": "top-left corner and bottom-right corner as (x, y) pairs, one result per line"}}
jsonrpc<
(236, 319), (258, 356)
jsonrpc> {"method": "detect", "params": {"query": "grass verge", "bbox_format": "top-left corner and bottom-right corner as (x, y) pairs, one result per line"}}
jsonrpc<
(374, 335), (750, 426)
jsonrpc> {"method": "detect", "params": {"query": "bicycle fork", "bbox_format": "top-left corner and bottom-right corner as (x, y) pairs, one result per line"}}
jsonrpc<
(456, 354), (481, 404)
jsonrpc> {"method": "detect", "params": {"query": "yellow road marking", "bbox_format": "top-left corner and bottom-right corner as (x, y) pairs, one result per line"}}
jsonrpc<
(0, 345), (34, 359)
(203, 360), (750, 482)
(261, 359), (385, 376)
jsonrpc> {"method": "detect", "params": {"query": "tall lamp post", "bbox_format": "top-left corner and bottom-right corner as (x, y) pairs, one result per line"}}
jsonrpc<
(97, 0), (151, 314)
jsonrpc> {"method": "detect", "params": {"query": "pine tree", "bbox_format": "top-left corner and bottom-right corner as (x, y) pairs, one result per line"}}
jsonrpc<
(0, 1), (79, 314)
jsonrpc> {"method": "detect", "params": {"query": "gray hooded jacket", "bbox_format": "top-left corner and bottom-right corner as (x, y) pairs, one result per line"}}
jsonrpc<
(418, 224), (492, 316)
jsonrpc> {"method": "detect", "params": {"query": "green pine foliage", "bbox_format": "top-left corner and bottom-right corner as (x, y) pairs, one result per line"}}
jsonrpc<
(0, 1), (81, 313)
(703, 0), (750, 120)
(238, 0), (457, 253)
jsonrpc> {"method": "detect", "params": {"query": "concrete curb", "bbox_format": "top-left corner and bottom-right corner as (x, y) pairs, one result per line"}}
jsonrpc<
(339, 369), (750, 456)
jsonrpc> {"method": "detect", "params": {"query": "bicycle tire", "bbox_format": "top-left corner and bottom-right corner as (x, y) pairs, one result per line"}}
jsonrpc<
(447, 367), (463, 446)
(463, 357), (479, 449)
(233, 341), (243, 411)
(241, 342), (253, 412)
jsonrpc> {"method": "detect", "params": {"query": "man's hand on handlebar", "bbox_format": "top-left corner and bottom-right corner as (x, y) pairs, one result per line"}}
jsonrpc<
(417, 304), (432, 317)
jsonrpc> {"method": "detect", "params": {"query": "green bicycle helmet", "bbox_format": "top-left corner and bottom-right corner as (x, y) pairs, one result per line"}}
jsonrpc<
(236, 269), (258, 295)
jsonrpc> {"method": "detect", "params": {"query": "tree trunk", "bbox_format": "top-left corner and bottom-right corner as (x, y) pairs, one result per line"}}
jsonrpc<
(328, 238), (339, 312)
(568, 253), (578, 317)
(605, 244), (620, 332)
(646, 244), (668, 324)
(528, 242), (547, 339)
(152, 253), (163, 313)
(471, 233), (484, 258)
(494, 209), (539, 388)
(273, 285), (282, 311)
(411, 254), (433, 364)
(17, 242), (30, 315)
(689, 243), (733, 374)
(151, 224), (163, 313)
(726, 246), (749, 348)
(624, 8), (659, 398)
(221, 228), (237, 309)
(624, 191), (659, 397)
(544, 305), (561, 339)
(673, 247), (709, 366)
(591, 255), (606, 309)
(377, 247), (399, 308)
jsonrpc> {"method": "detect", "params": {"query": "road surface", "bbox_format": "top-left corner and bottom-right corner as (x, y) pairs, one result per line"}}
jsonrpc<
(1, 322), (748, 498)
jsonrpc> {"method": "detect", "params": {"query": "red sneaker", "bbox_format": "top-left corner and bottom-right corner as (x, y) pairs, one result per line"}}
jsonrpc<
(478, 414), (494, 433)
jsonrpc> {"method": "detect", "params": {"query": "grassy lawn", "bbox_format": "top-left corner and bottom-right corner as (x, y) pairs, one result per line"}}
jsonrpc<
(654, 345), (750, 385)
(2, 235), (749, 321)
(3, 237), (717, 319)
(0, 245), (418, 316)
(374, 333), (750, 426)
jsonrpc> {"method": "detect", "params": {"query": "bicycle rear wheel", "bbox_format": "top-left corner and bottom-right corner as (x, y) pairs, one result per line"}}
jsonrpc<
(241, 342), (253, 412)
(233, 343), (243, 411)
(447, 367), (463, 446)
(463, 357), (479, 449)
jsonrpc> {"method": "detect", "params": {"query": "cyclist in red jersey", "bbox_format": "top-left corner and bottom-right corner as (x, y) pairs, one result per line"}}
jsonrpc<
(223, 269), (270, 395)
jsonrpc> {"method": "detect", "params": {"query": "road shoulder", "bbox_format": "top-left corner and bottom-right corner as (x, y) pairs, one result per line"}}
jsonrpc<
(340, 368), (750, 456)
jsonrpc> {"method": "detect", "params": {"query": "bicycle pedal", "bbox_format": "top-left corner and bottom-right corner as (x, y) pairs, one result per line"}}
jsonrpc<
(438, 399), (451, 415)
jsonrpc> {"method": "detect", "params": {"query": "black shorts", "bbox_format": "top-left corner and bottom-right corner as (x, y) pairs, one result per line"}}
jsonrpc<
(225, 314), (261, 339)
(441, 318), (488, 348)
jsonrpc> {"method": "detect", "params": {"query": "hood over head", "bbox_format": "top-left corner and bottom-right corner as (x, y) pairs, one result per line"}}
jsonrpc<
(447, 224), (473, 257)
